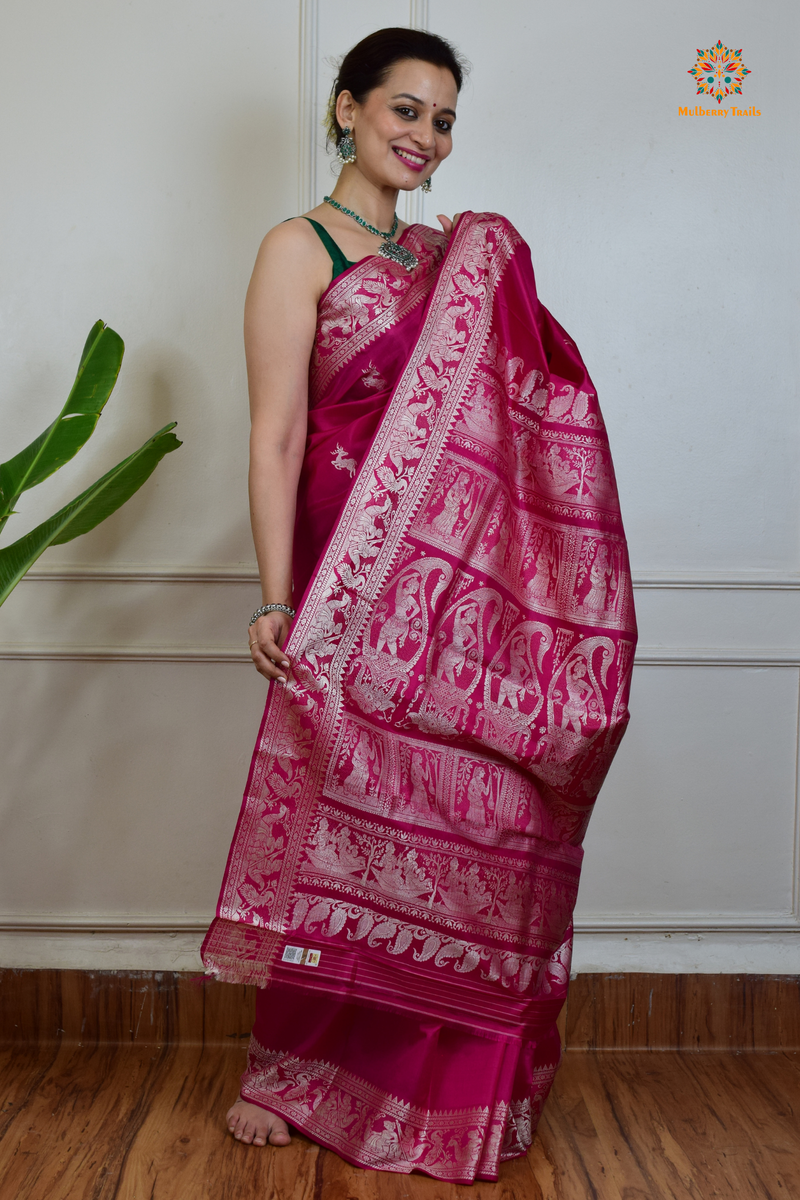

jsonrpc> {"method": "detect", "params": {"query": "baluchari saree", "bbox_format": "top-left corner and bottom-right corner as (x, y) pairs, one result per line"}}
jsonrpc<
(202, 212), (636, 1183)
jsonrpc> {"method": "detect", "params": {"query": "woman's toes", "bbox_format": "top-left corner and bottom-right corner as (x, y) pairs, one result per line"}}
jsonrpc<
(226, 1099), (289, 1148)
(268, 1117), (291, 1146)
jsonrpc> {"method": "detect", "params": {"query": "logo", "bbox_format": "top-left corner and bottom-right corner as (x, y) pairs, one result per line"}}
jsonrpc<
(688, 40), (751, 105)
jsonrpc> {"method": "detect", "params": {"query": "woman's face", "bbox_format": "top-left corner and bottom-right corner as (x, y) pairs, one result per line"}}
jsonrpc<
(337, 59), (458, 192)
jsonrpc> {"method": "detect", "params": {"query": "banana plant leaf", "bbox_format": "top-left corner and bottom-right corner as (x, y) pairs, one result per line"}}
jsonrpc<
(0, 321), (124, 535)
(0, 423), (181, 606)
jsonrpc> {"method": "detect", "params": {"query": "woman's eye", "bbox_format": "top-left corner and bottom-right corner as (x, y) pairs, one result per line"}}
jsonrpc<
(395, 106), (416, 118)
(435, 120), (453, 133)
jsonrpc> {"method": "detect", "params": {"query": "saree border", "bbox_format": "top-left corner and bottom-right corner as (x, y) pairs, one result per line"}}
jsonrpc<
(240, 1036), (559, 1182)
(310, 225), (447, 405)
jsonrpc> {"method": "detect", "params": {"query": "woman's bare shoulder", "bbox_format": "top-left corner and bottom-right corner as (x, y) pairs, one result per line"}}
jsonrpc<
(250, 217), (329, 300)
(255, 216), (322, 265)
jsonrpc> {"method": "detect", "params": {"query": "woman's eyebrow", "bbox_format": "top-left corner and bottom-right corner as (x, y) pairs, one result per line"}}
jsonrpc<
(391, 92), (457, 119)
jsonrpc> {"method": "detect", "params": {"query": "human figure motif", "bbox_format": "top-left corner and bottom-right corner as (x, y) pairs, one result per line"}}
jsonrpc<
(304, 594), (350, 671)
(494, 516), (512, 567)
(347, 494), (392, 576)
(496, 632), (533, 712)
(408, 749), (434, 815)
(464, 765), (492, 824)
(365, 1119), (404, 1161)
(372, 843), (428, 898)
(582, 543), (616, 614)
(375, 574), (421, 655)
(385, 393), (434, 473)
(560, 658), (593, 734)
(462, 382), (497, 433)
(542, 445), (580, 497)
(481, 499), (512, 569)
(436, 602), (478, 684)
(439, 859), (490, 914)
(342, 730), (378, 796)
(528, 535), (557, 603)
(430, 469), (473, 538)
(306, 818), (365, 876)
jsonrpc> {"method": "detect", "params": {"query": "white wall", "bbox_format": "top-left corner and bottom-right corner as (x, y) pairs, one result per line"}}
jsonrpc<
(1, 0), (797, 973)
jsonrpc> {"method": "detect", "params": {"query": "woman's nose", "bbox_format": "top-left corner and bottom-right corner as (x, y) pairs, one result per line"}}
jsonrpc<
(411, 122), (435, 150)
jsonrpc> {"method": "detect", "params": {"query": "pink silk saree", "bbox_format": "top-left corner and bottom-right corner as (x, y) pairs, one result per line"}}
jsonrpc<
(203, 213), (636, 1183)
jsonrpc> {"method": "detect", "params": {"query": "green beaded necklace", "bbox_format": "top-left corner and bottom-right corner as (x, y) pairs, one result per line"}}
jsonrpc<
(323, 195), (418, 272)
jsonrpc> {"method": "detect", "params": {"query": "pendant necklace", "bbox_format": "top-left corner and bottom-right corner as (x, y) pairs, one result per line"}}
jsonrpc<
(323, 195), (418, 272)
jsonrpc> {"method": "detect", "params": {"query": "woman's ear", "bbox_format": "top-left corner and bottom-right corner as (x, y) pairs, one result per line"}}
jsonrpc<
(335, 89), (357, 131)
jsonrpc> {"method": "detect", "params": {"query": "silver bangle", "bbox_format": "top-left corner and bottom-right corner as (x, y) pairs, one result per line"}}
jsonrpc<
(249, 603), (296, 626)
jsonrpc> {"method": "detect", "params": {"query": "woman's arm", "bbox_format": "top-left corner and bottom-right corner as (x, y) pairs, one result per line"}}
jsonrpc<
(244, 220), (328, 683)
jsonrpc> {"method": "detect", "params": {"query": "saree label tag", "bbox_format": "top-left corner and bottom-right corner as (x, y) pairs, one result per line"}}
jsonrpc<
(281, 945), (321, 967)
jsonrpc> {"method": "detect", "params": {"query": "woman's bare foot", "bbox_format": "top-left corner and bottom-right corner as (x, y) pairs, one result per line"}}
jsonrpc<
(226, 1098), (291, 1147)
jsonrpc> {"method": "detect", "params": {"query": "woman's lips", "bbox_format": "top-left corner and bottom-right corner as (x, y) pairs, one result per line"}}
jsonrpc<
(392, 146), (428, 173)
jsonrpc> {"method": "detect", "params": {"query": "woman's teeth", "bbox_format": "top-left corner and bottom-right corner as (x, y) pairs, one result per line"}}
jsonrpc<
(394, 148), (426, 167)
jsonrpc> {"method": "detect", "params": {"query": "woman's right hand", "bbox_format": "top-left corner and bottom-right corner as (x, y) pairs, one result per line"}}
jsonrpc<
(248, 612), (293, 684)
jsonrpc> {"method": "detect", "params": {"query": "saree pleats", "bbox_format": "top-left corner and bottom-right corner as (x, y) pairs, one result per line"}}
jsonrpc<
(204, 215), (636, 1181)
(241, 982), (562, 1182)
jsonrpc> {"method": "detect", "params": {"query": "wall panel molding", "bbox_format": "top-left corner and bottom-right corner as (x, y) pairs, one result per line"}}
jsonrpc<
(408, 0), (430, 30)
(0, 644), (252, 663)
(22, 565), (261, 583)
(1, 922), (796, 974)
(1, 911), (796, 934)
(2, 643), (799, 665)
(402, 0), (430, 228)
(20, 565), (800, 589)
(297, 0), (320, 214)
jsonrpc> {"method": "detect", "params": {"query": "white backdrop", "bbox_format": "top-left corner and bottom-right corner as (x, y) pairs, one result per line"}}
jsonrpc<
(1, 0), (797, 972)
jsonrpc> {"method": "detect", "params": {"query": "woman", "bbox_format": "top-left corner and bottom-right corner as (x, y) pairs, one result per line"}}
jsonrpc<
(203, 27), (636, 1184)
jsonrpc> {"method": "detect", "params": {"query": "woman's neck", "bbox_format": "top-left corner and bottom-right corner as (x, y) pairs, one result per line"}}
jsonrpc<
(328, 168), (399, 231)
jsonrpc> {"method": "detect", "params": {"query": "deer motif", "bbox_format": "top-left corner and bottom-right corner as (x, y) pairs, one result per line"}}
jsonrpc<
(331, 444), (356, 477)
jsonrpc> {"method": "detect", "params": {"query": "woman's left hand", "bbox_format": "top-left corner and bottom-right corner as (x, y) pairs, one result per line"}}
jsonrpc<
(436, 213), (462, 237)
(248, 611), (293, 684)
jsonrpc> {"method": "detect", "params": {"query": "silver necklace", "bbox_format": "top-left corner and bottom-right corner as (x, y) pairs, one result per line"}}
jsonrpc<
(323, 195), (418, 272)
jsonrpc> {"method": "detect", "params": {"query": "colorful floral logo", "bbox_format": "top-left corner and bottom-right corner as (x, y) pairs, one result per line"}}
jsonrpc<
(688, 41), (751, 105)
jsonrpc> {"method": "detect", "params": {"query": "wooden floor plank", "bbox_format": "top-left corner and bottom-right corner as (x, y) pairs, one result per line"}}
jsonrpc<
(4, 970), (799, 1052)
(115, 1045), (322, 1200)
(2, 1045), (798, 1199)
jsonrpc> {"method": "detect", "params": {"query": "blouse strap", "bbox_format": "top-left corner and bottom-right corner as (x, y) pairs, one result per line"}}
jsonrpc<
(301, 217), (355, 279)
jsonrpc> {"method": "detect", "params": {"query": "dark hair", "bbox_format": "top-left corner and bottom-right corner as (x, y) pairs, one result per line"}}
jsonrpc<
(326, 27), (467, 146)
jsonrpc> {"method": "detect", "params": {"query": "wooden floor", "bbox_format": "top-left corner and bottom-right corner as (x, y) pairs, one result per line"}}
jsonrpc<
(2, 1041), (798, 1199)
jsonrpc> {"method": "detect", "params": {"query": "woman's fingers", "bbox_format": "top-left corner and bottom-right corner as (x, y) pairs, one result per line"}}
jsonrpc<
(250, 640), (288, 683)
(436, 213), (463, 238)
(249, 613), (292, 682)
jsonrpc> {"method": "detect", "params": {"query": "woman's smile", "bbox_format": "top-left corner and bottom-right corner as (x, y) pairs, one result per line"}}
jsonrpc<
(392, 145), (429, 171)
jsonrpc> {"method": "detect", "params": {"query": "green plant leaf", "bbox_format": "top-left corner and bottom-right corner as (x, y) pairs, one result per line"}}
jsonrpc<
(79, 319), (106, 368)
(0, 423), (181, 607)
(0, 322), (124, 524)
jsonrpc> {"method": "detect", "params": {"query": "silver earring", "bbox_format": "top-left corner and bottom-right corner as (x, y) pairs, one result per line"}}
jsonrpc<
(421, 176), (432, 194)
(337, 127), (356, 165)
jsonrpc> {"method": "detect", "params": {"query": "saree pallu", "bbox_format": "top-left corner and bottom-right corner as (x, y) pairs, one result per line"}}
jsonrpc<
(203, 213), (637, 1183)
